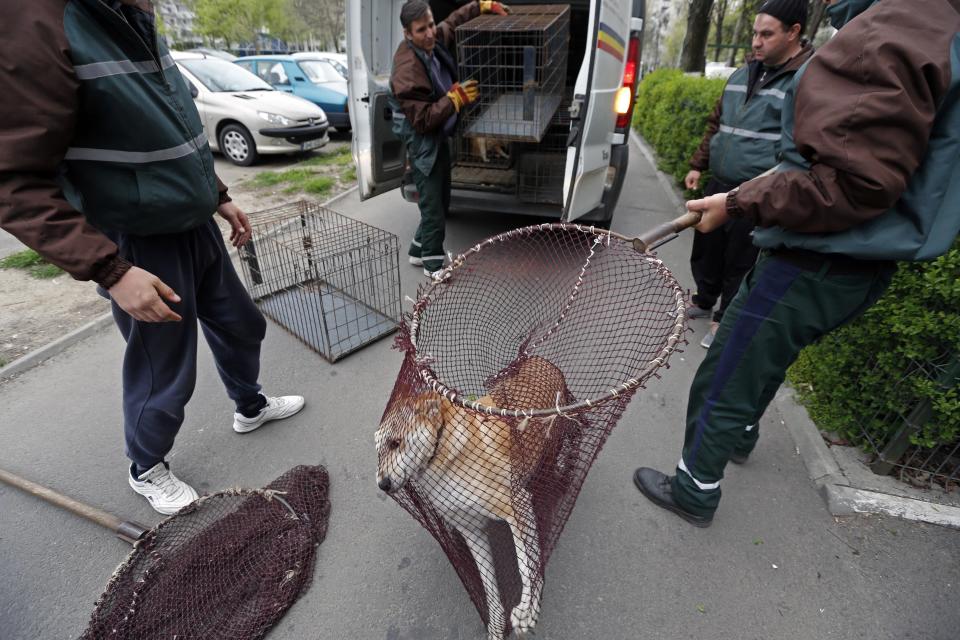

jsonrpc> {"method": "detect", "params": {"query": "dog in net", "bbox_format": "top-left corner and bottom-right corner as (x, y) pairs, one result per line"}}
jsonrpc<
(376, 224), (687, 639)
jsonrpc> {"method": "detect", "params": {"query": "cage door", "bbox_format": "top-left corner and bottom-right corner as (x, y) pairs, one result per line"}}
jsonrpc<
(346, 0), (406, 200)
(563, 0), (631, 220)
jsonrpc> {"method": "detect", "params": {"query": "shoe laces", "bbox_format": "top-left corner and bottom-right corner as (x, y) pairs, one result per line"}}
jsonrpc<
(147, 467), (183, 497)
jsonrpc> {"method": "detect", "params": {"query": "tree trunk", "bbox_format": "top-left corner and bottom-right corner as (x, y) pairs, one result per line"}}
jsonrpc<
(713, 0), (729, 62)
(807, 0), (829, 41)
(680, 0), (715, 73)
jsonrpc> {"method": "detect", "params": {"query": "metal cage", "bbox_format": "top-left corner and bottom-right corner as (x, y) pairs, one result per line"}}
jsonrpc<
(456, 5), (570, 143)
(237, 201), (401, 362)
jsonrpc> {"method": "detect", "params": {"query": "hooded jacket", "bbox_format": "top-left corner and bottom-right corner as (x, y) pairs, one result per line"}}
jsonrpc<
(732, 0), (960, 262)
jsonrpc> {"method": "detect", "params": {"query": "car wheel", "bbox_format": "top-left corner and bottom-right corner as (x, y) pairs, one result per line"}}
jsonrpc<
(219, 124), (258, 166)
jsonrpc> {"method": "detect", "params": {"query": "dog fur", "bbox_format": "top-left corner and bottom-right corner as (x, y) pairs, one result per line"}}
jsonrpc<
(470, 136), (510, 164)
(376, 356), (570, 639)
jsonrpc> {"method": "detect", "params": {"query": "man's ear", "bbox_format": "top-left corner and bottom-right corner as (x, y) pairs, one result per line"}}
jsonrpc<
(791, 23), (802, 42)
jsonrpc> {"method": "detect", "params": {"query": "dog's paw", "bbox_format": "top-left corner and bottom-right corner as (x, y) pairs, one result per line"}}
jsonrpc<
(510, 602), (540, 636)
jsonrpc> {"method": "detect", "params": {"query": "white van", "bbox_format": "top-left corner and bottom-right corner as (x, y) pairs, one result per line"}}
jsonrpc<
(346, 1), (645, 227)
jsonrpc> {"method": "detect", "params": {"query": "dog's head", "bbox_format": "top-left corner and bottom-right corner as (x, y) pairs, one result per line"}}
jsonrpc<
(375, 392), (444, 494)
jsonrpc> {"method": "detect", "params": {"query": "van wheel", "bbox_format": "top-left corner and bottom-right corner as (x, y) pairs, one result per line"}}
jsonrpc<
(219, 124), (258, 166)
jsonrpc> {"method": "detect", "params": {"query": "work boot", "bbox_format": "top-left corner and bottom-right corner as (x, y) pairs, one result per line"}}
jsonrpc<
(129, 462), (199, 515)
(233, 394), (305, 433)
(633, 467), (713, 528)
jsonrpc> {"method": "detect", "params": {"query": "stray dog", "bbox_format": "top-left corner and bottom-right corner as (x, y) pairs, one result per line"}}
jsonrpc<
(376, 356), (570, 639)
(470, 136), (510, 163)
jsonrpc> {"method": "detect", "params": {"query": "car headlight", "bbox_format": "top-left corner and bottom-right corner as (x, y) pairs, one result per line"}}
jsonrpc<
(257, 111), (294, 126)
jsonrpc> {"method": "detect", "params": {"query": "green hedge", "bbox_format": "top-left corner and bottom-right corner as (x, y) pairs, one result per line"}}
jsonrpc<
(788, 242), (960, 450)
(634, 67), (960, 453)
(632, 69), (725, 196)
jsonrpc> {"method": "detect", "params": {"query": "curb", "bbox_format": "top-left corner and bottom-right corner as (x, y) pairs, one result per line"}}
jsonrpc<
(0, 311), (114, 381)
(0, 186), (362, 383)
(775, 386), (960, 529)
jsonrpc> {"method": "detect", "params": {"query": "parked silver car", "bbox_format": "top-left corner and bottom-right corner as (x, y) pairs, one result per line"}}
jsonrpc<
(172, 51), (329, 166)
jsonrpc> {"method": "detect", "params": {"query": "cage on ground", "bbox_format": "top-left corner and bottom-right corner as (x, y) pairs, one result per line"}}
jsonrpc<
(237, 201), (401, 362)
(456, 5), (570, 143)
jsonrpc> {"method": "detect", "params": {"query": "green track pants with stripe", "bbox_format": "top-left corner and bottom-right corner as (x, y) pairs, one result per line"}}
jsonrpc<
(408, 142), (451, 272)
(672, 253), (895, 517)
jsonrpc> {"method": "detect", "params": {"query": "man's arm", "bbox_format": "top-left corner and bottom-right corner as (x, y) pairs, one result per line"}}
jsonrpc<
(731, 4), (949, 233)
(0, 4), (131, 288)
(437, 1), (483, 49)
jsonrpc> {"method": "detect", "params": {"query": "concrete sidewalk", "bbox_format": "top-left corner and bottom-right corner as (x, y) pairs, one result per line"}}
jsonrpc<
(1, 140), (958, 640)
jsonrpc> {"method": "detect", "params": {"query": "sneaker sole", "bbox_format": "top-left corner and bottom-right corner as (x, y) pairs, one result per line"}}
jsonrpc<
(632, 469), (713, 528)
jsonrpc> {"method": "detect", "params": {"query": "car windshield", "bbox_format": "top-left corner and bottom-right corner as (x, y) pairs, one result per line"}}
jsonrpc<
(179, 58), (273, 92)
(298, 60), (343, 84)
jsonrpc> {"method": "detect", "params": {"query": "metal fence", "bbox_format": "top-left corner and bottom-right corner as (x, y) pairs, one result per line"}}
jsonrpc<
(860, 352), (960, 489)
(455, 5), (570, 143)
(237, 201), (401, 362)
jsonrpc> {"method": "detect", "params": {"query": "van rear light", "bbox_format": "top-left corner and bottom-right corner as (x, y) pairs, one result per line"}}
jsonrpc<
(615, 33), (641, 130)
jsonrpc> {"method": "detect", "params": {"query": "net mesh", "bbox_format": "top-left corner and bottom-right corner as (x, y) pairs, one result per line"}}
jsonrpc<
(81, 465), (331, 640)
(376, 224), (686, 638)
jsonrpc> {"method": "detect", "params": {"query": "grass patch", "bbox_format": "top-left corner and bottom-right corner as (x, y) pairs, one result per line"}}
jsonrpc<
(247, 146), (356, 196)
(0, 249), (63, 278)
(299, 145), (353, 167)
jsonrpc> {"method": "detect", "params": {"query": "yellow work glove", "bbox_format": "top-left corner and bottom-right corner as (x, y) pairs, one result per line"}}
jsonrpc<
(447, 79), (480, 112)
(479, 1), (510, 16)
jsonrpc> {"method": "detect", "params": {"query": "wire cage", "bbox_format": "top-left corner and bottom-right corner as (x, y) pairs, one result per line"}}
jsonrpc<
(456, 5), (570, 143)
(857, 352), (960, 489)
(237, 201), (401, 362)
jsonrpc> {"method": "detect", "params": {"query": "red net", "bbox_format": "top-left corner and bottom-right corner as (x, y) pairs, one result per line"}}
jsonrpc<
(81, 465), (331, 640)
(376, 224), (686, 638)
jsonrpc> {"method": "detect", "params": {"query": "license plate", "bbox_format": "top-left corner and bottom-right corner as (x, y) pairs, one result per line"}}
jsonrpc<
(301, 138), (325, 151)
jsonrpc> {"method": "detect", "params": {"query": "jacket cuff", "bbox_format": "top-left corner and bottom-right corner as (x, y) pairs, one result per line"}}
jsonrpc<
(216, 175), (232, 205)
(725, 188), (748, 220)
(92, 255), (133, 289)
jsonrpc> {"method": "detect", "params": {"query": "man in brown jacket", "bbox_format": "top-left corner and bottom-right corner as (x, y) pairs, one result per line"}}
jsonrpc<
(635, 0), (960, 527)
(0, 0), (304, 515)
(390, 0), (508, 278)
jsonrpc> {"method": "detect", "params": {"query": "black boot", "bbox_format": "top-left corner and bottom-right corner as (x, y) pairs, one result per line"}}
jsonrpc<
(633, 467), (713, 528)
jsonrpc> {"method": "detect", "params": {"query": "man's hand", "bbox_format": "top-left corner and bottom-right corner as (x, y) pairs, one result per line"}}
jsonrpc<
(686, 192), (730, 233)
(480, 1), (510, 15)
(447, 79), (480, 112)
(684, 169), (702, 190)
(217, 201), (252, 247)
(108, 266), (182, 323)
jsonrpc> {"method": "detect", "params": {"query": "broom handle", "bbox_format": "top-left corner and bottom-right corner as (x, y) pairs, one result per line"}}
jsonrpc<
(0, 467), (148, 545)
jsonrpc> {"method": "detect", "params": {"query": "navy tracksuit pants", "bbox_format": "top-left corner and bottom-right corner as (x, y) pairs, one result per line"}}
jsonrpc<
(106, 218), (266, 469)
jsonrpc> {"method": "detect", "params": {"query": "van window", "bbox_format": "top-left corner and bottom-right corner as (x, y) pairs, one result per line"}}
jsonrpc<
(257, 61), (290, 86)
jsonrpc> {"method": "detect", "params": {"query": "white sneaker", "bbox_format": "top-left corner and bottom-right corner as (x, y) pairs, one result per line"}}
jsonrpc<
(233, 394), (305, 433)
(408, 256), (423, 266)
(423, 267), (450, 281)
(128, 462), (199, 515)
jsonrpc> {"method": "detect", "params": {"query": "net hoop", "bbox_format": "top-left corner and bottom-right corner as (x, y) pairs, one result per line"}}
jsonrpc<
(408, 222), (687, 418)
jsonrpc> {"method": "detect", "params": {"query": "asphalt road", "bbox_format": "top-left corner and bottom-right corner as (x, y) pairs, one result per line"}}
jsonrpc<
(1, 140), (957, 640)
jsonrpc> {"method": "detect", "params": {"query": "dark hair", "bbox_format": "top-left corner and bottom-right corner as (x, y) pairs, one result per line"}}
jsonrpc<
(400, 1), (431, 30)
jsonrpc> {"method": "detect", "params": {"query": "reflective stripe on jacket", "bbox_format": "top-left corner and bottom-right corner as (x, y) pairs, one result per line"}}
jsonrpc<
(705, 44), (813, 186)
(60, 0), (218, 235)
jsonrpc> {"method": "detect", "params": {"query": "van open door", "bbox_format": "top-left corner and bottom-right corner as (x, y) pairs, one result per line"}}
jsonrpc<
(346, 1), (406, 199)
(563, 0), (643, 222)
